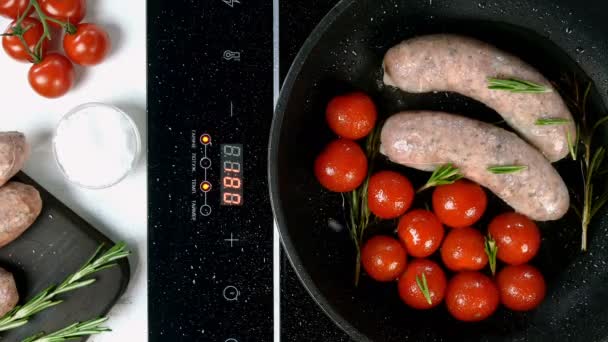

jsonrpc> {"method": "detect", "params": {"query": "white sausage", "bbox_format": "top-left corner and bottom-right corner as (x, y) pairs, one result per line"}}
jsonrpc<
(383, 34), (576, 162)
(380, 111), (569, 221)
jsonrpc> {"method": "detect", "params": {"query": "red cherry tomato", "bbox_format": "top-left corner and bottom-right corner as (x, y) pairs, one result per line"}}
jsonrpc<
(2, 18), (47, 62)
(28, 53), (75, 98)
(488, 212), (541, 265)
(314, 139), (367, 192)
(326, 92), (377, 140)
(432, 180), (487, 228)
(361, 235), (407, 282)
(446, 271), (500, 322)
(0, 0), (31, 19)
(440, 227), (488, 271)
(367, 171), (414, 219)
(398, 259), (447, 309)
(63, 23), (111, 66)
(497, 264), (546, 311)
(397, 209), (444, 258)
(39, 0), (86, 25)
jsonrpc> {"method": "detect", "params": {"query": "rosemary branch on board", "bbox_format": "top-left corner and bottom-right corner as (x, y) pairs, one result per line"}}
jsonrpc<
(554, 75), (608, 251)
(22, 317), (110, 342)
(346, 123), (382, 286)
(0, 243), (130, 332)
(417, 164), (463, 193)
(487, 77), (552, 93)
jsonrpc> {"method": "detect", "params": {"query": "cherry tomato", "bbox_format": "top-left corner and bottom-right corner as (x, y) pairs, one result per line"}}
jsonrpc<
(0, 0), (31, 19)
(361, 235), (407, 282)
(432, 180), (487, 228)
(497, 264), (546, 311)
(440, 227), (488, 271)
(398, 259), (447, 309)
(488, 212), (541, 265)
(2, 18), (47, 62)
(397, 209), (444, 258)
(63, 23), (110, 66)
(446, 271), (500, 322)
(28, 53), (75, 98)
(367, 171), (414, 219)
(326, 92), (377, 140)
(314, 139), (367, 192)
(39, 0), (86, 26)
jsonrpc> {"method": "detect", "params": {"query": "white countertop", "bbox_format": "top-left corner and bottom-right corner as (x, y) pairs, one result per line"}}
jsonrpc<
(0, 1), (147, 341)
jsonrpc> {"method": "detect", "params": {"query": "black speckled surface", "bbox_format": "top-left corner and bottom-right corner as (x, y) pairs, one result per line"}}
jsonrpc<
(274, 0), (608, 341)
(279, 1), (352, 342)
(148, 1), (273, 341)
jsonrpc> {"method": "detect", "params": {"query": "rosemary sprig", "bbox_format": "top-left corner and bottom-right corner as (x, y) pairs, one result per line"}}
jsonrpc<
(415, 273), (432, 305)
(417, 164), (463, 193)
(535, 118), (571, 126)
(0, 242), (130, 332)
(555, 76), (608, 251)
(348, 123), (382, 286)
(487, 77), (552, 93)
(487, 165), (528, 174)
(22, 317), (110, 342)
(484, 235), (498, 276)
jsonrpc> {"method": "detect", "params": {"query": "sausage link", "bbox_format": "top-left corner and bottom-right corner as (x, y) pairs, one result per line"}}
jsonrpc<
(383, 34), (575, 162)
(380, 111), (569, 221)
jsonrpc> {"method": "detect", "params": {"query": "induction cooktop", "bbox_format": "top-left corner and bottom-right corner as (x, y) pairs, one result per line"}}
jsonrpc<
(147, 1), (349, 341)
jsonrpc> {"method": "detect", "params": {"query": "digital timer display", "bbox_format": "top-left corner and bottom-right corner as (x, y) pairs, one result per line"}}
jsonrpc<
(220, 144), (243, 206)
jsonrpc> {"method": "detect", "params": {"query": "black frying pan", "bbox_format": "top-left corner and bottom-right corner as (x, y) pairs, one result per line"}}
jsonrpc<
(270, 0), (608, 340)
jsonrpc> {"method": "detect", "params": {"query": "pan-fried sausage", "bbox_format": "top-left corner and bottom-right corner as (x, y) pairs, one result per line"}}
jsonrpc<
(0, 182), (42, 247)
(0, 132), (30, 187)
(380, 111), (569, 221)
(383, 34), (575, 162)
(0, 267), (18, 316)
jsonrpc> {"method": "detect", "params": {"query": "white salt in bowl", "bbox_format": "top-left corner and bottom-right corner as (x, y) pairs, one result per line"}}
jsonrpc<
(53, 103), (141, 189)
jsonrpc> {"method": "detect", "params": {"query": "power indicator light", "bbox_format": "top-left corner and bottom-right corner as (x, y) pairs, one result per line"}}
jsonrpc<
(201, 181), (212, 192)
(200, 134), (211, 145)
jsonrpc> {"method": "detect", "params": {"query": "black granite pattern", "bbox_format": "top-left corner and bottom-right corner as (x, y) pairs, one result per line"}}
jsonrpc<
(148, 1), (273, 341)
(279, 1), (352, 341)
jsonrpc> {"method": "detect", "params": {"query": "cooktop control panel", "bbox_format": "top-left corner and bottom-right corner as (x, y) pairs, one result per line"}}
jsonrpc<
(148, 1), (273, 341)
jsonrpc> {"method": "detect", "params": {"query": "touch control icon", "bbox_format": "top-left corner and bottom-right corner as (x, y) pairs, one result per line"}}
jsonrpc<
(223, 286), (240, 301)
(223, 50), (241, 61)
(222, 0), (240, 7)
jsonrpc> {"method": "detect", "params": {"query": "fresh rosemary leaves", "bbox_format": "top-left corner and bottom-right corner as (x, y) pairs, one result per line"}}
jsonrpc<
(417, 164), (463, 193)
(487, 77), (552, 93)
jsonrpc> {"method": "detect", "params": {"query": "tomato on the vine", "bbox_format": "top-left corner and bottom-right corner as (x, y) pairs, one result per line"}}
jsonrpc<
(446, 271), (500, 322)
(397, 209), (444, 258)
(497, 264), (546, 311)
(398, 259), (447, 309)
(432, 180), (487, 228)
(39, 0), (86, 25)
(440, 227), (488, 271)
(488, 212), (541, 265)
(2, 17), (47, 62)
(28, 53), (75, 98)
(361, 235), (407, 282)
(326, 92), (377, 140)
(367, 171), (414, 219)
(63, 23), (110, 66)
(0, 0), (31, 19)
(314, 139), (368, 192)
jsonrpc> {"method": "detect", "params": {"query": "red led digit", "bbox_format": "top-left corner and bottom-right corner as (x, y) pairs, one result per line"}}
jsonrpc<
(224, 161), (241, 173)
(223, 193), (242, 205)
(223, 177), (241, 189)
